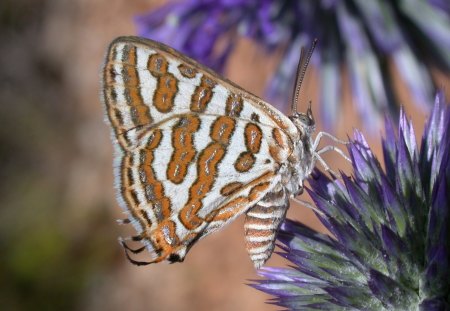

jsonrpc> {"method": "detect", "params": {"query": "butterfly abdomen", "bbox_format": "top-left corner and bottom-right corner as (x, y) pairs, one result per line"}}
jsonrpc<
(244, 185), (289, 268)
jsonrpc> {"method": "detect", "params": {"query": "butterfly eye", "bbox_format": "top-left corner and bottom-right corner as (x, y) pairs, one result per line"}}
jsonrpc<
(298, 115), (309, 124)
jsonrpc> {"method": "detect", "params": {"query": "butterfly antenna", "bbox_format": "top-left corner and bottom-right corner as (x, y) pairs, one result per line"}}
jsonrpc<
(291, 39), (318, 115)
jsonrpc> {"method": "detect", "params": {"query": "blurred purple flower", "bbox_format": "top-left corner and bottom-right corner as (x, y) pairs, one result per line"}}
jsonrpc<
(252, 93), (450, 310)
(135, 1), (450, 130)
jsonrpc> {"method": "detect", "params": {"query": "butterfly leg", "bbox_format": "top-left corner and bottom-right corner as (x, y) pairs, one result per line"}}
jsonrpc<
(317, 145), (351, 162)
(244, 185), (289, 269)
(291, 197), (325, 216)
(119, 236), (152, 266)
(312, 131), (350, 177)
(313, 131), (349, 150)
(313, 153), (340, 177)
(119, 218), (194, 266)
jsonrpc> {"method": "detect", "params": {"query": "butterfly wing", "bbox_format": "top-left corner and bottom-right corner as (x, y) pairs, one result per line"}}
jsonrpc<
(102, 36), (300, 264)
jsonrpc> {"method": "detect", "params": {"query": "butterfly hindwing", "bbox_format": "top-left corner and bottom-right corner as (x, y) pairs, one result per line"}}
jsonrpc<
(102, 36), (299, 265)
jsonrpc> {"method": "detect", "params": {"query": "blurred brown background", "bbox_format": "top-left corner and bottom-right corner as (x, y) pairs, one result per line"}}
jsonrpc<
(1, 1), (449, 310)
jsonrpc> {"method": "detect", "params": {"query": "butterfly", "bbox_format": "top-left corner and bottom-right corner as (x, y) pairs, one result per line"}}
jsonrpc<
(102, 36), (347, 269)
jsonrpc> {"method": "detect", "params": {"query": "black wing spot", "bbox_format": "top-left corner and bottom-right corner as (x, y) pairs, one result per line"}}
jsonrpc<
(251, 113), (260, 122)
(168, 253), (183, 263)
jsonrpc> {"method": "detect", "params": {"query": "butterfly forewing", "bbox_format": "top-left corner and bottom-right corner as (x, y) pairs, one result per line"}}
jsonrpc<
(102, 36), (299, 266)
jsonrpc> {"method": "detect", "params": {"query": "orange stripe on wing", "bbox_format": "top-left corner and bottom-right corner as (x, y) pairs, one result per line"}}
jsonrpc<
(120, 153), (152, 231)
(103, 45), (132, 149)
(179, 115), (237, 230)
(167, 115), (200, 184)
(234, 151), (256, 172)
(148, 53), (178, 113)
(233, 121), (263, 172)
(272, 128), (287, 148)
(207, 171), (274, 222)
(179, 142), (226, 230)
(225, 93), (243, 117)
(122, 44), (153, 126)
(248, 182), (271, 201)
(220, 182), (244, 196)
(210, 116), (235, 145)
(138, 130), (172, 224)
(211, 197), (248, 222)
(178, 63), (198, 78)
(190, 76), (216, 112)
(244, 123), (263, 154)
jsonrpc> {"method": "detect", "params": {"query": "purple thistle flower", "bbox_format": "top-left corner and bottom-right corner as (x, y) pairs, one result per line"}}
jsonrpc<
(135, 1), (450, 130)
(252, 93), (450, 310)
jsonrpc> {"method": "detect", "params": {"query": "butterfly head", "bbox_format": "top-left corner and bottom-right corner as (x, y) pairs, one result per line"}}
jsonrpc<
(290, 102), (315, 137)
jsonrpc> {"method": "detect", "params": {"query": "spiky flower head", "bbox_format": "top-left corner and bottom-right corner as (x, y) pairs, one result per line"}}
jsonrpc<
(253, 93), (450, 310)
(135, 1), (450, 129)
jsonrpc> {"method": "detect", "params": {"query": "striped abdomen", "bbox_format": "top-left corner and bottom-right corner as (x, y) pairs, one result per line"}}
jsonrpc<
(244, 184), (289, 268)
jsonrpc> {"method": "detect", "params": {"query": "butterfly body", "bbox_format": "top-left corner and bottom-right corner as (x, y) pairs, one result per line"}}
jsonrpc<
(102, 36), (317, 268)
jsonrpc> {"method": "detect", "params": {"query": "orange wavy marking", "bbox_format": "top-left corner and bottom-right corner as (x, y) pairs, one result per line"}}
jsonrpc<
(250, 171), (275, 184)
(207, 171), (274, 222)
(138, 130), (172, 223)
(121, 154), (144, 229)
(234, 151), (256, 172)
(103, 57), (130, 147)
(190, 76), (216, 112)
(180, 142), (226, 230)
(104, 63), (118, 86)
(269, 145), (285, 163)
(232, 122), (262, 173)
(121, 45), (153, 126)
(167, 115), (200, 184)
(153, 74), (178, 113)
(245, 123), (263, 154)
(139, 208), (153, 228)
(196, 143), (225, 183)
(214, 182), (271, 222)
(147, 53), (169, 75)
(220, 182), (244, 196)
(125, 166), (134, 187)
(121, 154), (133, 189)
(211, 197), (248, 222)
(211, 181), (270, 222)
(126, 189), (139, 209)
(248, 182), (271, 201)
(146, 130), (162, 149)
(210, 116), (235, 145)
(272, 128), (287, 148)
(111, 106), (123, 126)
(121, 152), (152, 230)
(178, 63), (197, 78)
(225, 93), (243, 117)
(179, 201), (203, 230)
(147, 53), (178, 113)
